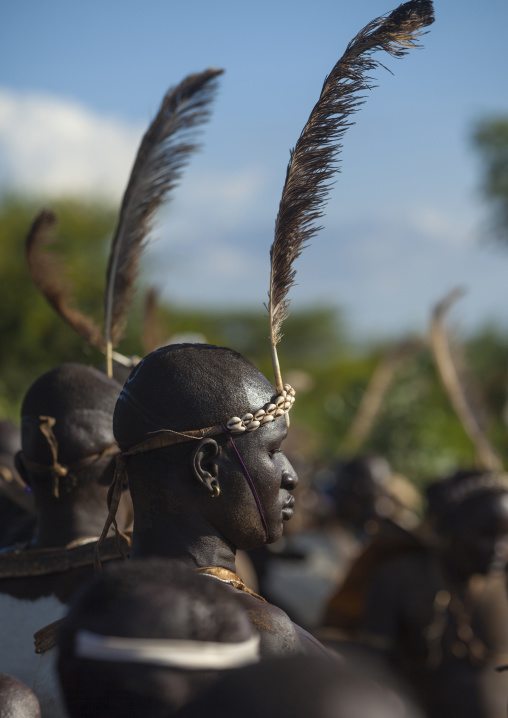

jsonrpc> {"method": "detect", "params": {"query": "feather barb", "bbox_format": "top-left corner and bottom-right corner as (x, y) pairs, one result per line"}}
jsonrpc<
(25, 210), (105, 351)
(104, 68), (224, 376)
(267, 1), (434, 398)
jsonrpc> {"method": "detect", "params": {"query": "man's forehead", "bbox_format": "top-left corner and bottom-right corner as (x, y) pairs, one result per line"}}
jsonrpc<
(241, 371), (275, 406)
(251, 409), (289, 445)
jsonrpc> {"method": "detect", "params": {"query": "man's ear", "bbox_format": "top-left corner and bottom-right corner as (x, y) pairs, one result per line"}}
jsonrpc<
(192, 438), (220, 496)
(14, 451), (31, 487)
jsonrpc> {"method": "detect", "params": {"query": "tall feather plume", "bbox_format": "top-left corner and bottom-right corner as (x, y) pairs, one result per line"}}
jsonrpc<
(430, 287), (503, 471)
(104, 68), (224, 376)
(26, 210), (105, 351)
(267, 1), (435, 398)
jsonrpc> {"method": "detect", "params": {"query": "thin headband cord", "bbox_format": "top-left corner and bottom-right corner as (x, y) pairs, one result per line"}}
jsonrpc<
(222, 425), (269, 540)
(22, 415), (120, 499)
(94, 390), (295, 569)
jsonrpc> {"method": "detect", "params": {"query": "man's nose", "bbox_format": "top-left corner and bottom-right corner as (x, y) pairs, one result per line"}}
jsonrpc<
(281, 459), (299, 491)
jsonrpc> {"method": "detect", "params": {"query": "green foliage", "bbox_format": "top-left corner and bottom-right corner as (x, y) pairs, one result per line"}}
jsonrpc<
(1, 194), (508, 491)
(472, 116), (508, 244)
(129, 294), (508, 487)
(0, 194), (116, 418)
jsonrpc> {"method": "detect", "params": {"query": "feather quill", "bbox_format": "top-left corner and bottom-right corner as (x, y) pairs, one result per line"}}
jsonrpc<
(430, 287), (502, 471)
(267, 1), (435, 396)
(104, 68), (224, 376)
(25, 210), (105, 351)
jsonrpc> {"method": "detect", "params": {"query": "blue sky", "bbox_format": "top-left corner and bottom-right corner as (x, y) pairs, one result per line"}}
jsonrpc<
(1, 0), (508, 341)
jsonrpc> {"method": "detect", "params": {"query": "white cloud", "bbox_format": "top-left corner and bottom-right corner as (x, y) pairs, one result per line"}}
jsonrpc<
(0, 87), (270, 306)
(3, 88), (503, 341)
(0, 86), (267, 234)
(405, 205), (475, 247)
(0, 88), (141, 199)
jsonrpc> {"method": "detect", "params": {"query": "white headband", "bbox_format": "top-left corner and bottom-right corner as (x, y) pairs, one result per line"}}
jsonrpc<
(74, 630), (260, 670)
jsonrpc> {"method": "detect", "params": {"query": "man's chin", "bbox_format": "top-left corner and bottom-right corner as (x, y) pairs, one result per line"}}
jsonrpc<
(264, 522), (284, 545)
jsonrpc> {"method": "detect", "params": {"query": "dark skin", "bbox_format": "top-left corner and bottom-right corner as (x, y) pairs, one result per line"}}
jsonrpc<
(363, 492), (508, 718)
(0, 365), (135, 693)
(0, 673), (41, 718)
(15, 455), (132, 549)
(129, 370), (307, 657)
(9, 363), (132, 550)
(441, 493), (508, 583)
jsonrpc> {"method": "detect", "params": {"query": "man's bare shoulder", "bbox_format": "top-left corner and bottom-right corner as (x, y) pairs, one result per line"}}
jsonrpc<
(223, 586), (301, 657)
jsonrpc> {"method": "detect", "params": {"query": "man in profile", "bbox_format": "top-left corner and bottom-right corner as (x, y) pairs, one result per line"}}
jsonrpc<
(107, 343), (327, 657)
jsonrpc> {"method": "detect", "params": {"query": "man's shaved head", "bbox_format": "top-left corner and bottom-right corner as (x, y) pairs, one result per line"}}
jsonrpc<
(21, 363), (121, 466)
(114, 344), (274, 451)
(112, 344), (298, 550)
(58, 559), (255, 718)
(0, 673), (41, 718)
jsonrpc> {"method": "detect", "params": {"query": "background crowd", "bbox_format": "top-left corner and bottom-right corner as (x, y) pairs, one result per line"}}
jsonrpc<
(2, 1), (508, 716)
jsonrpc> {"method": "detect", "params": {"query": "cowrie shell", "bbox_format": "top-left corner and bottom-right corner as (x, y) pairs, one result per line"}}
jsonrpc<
(283, 400), (292, 411)
(275, 408), (285, 417)
(231, 424), (246, 434)
(254, 409), (266, 420)
(260, 414), (274, 425)
(265, 403), (277, 415)
(246, 420), (260, 431)
(227, 417), (242, 429)
(242, 413), (253, 425)
(275, 396), (285, 407)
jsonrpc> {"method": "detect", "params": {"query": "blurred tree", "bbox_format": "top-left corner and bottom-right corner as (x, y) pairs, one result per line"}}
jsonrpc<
(0, 194), (116, 419)
(2, 194), (508, 487)
(472, 117), (508, 244)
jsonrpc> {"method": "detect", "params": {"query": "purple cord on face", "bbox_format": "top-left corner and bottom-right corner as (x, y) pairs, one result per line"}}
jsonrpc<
(222, 426), (269, 539)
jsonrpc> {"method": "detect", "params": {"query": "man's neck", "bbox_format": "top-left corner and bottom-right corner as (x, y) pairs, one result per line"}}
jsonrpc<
(33, 502), (109, 549)
(131, 515), (237, 573)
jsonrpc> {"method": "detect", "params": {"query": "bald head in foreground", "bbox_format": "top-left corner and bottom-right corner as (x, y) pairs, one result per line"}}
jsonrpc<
(58, 558), (259, 717)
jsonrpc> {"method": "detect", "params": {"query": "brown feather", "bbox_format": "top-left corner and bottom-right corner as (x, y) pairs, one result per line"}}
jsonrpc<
(104, 68), (224, 358)
(268, 1), (435, 351)
(25, 210), (105, 351)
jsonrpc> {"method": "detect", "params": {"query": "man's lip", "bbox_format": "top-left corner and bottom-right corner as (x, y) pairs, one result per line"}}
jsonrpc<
(282, 506), (294, 520)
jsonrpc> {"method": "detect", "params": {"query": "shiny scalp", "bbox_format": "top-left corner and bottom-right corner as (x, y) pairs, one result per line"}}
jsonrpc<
(114, 344), (275, 452)
(21, 364), (121, 466)
(0, 673), (41, 718)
